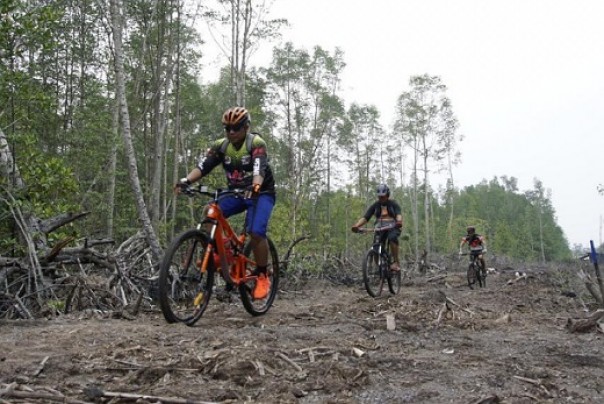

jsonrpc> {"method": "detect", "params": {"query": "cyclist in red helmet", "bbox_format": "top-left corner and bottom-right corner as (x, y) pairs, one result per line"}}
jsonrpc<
(459, 225), (487, 272)
(176, 107), (275, 299)
(351, 184), (404, 272)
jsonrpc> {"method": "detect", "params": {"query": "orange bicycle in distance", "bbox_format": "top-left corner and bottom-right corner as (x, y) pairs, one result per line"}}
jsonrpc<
(158, 184), (279, 325)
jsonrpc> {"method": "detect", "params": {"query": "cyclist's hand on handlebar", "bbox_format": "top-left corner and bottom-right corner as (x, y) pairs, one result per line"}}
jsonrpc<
(245, 183), (261, 199)
(395, 221), (403, 228)
(174, 177), (191, 194)
(351, 226), (359, 233)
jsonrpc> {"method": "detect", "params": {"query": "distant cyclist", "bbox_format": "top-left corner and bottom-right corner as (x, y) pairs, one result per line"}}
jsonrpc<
(459, 225), (487, 272)
(176, 106), (275, 299)
(351, 184), (403, 271)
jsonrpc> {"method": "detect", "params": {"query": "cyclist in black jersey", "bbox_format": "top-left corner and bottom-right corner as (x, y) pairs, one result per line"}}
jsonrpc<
(176, 107), (275, 299)
(351, 184), (403, 271)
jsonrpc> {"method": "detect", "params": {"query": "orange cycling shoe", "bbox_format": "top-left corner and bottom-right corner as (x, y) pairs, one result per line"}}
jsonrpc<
(253, 273), (270, 299)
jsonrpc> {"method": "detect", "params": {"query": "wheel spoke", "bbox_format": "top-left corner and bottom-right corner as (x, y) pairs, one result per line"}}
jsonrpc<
(240, 238), (280, 316)
(158, 230), (214, 325)
(363, 250), (384, 297)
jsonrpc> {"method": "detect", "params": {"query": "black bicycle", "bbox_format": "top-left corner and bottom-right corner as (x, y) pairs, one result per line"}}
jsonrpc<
(358, 225), (401, 297)
(461, 251), (486, 289)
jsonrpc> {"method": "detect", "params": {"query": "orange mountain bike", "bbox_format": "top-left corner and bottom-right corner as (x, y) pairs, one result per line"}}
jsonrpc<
(158, 185), (279, 325)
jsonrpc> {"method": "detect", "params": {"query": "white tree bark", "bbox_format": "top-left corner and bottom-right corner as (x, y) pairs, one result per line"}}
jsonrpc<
(109, 0), (162, 261)
(0, 127), (25, 189)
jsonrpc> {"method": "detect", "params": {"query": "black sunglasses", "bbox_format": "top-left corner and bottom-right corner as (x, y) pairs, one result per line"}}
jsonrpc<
(224, 121), (246, 132)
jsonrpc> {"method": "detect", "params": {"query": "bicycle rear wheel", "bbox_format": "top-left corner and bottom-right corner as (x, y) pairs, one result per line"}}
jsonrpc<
(363, 249), (384, 298)
(239, 237), (280, 316)
(467, 262), (477, 289)
(158, 229), (215, 325)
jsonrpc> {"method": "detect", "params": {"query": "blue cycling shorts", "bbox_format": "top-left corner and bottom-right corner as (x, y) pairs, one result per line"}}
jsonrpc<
(218, 194), (275, 238)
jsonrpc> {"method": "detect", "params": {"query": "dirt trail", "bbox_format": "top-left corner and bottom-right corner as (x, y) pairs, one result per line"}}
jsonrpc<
(1, 269), (603, 403)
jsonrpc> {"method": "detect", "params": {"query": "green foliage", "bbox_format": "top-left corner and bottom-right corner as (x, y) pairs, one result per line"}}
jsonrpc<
(449, 177), (571, 261)
(11, 133), (80, 218)
(0, 1), (573, 267)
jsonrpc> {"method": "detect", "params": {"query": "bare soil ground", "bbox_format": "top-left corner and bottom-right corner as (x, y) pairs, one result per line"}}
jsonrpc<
(1, 267), (603, 403)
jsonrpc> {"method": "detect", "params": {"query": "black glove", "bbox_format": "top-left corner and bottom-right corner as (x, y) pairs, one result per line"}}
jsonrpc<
(395, 221), (403, 228)
(351, 226), (359, 233)
(245, 183), (261, 199)
(175, 177), (191, 193)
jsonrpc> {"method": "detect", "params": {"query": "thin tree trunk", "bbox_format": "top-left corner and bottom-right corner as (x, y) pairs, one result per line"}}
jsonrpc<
(446, 150), (455, 250)
(423, 150), (430, 255)
(0, 127), (25, 190)
(109, 0), (162, 261)
(538, 201), (545, 262)
(107, 94), (119, 239)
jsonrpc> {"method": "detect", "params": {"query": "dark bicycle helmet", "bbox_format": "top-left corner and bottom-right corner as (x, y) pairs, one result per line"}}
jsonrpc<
(467, 225), (476, 233)
(222, 107), (250, 127)
(376, 184), (390, 197)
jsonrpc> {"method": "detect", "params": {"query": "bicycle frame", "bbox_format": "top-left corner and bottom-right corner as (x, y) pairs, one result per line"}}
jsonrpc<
(360, 225), (395, 257)
(200, 192), (257, 286)
(358, 224), (401, 297)
(372, 231), (390, 256)
(158, 184), (280, 324)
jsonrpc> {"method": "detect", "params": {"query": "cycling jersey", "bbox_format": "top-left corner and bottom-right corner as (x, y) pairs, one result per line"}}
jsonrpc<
(197, 133), (275, 192)
(462, 234), (485, 251)
(363, 200), (401, 223)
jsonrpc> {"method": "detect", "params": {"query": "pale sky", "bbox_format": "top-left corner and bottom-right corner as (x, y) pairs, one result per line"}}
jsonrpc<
(201, 0), (604, 249)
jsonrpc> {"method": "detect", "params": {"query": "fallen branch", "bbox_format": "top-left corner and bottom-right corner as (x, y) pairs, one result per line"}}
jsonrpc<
(83, 386), (216, 403)
(506, 274), (528, 285)
(578, 269), (604, 306)
(275, 352), (303, 372)
(0, 386), (88, 404)
(426, 274), (447, 283)
(38, 212), (90, 234)
(32, 356), (50, 377)
(513, 375), (552, 397)
(566, 309), (604, 333)
(444, 295), (475, 316)
(436, 301), (451, 325)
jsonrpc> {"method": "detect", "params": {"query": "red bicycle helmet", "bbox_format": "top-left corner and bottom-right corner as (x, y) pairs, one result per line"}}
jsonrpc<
(222, 107), (250, 127)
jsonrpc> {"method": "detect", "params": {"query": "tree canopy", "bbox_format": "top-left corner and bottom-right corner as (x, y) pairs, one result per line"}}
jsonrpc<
(1, 0), (573, 273)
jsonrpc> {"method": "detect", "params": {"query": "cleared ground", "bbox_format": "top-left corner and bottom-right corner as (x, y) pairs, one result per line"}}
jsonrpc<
(1, 267), (603, 403)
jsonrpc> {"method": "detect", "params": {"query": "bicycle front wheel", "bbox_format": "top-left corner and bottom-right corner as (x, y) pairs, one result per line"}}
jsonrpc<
(387, 259), (401, 295)
(239, 237), (280, 316)
(467, 262), (477, 289)
(158, 229), (215, 325)
(363, 249), (384, 298)
(476, 261), (486, 288)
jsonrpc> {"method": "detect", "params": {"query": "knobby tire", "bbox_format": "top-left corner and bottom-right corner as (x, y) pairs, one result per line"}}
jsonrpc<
(363, 249), (384, 298)
(387, 258), (401, 295)
(467, 262), (477, 289)
(158, 229), (215, 325)
(239, 237), (280, 316)
(476, 260), (486, 288)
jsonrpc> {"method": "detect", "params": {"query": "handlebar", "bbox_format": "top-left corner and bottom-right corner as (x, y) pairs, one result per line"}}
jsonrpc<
(179, 184), (271, 200)
(356, 225), (396, 234)
(458, 250), (486, 257)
